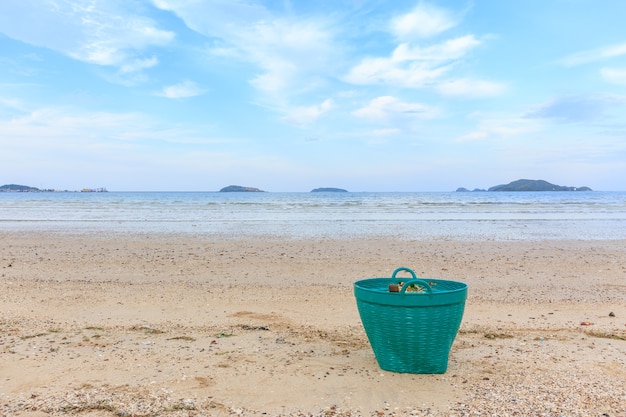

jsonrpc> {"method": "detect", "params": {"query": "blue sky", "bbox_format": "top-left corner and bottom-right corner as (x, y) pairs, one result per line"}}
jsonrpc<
(1, 0), (626, 191)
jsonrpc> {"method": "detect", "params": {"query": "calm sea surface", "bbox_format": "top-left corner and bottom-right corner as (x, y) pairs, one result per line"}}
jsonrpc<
(1, 191), (625, 241)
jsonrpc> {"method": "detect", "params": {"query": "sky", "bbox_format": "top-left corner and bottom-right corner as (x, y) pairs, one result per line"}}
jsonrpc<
(1, 0), (626, 192)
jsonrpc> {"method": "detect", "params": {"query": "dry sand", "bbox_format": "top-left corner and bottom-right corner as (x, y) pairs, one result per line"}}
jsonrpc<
(1, 232), (625, 416)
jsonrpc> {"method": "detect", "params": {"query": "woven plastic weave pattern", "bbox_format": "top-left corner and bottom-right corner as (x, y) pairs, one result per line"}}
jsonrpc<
(354, 268), (467, 374)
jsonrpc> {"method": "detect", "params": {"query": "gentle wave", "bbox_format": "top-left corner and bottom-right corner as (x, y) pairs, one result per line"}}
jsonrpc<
(1, 191), (625, 240)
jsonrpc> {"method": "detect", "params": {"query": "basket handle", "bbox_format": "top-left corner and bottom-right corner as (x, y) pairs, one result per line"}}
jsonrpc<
(391, 267), (433, 294)
(391, 267), (417, 280)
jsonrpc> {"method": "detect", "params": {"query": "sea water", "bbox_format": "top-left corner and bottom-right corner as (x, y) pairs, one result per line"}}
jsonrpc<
(1, 191), (625, 241)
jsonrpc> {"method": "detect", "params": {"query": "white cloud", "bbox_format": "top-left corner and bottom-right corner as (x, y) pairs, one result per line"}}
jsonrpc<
(436, 78), (506, 97)
(391, 3), (457, 41)
(524, 94), (626, 123)
(70, 17), (173, 67)
(0, 107), (152, 170)
(151, 0), (270, 36)
(371, 128), (402, 136)
(120, 56), (159, 74)
(152, 1), (336, 98)
(344, 56), (453, 87)
(392, 35), (481, 62)
(0, 105), (244, 190)
(0, 1), (173, 68)
(352, 96), (438, 121)
(0, 106), (227, 152)
(457, 115), (543, 142)
(601, 68), (626, 85)
(0, 96), (28, 112)
(457, 130), (488, 141)
(249, 58), (298, 94)
(246, 19), (336, 95)
(157, 81), (206, 99)
(560, 42), (626, 67)
(344, 33), (482, 88)
(281, 99), (335, 126)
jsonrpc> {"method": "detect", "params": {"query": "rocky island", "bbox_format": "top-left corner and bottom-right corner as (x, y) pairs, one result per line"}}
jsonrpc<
(311, 187), (348, 192)
(457, 179), (592, 192)
(0, 184), (42, 192)
(219, 185), (265, 192)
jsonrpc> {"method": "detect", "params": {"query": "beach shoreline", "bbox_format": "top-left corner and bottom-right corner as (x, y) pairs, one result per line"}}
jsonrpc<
(1, 232), (625, 416)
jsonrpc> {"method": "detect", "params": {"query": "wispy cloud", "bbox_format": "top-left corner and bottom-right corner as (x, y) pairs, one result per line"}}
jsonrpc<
(152, 1), (337, 98)
(1, 107), (147, 143)
(353, 96), (438, 121)
(120, 56), (159, 74)
(524, 94), (626, 123)
(392, 35), (481, 61)
(560, 42), (626, 67)
(151, 0), (270, 36)
(457, 114), (542, 142)
(281, 99), (334, 126)
(151, 0), (492, 123)
(0, 105), (228, 153)
(344, 6), (482, 89)
(601, 68), (626, 85)
(245, 19), (337, 95)
(435, 78), (506, 97)
(371, 128), (402, 136)
(343, 56), (453, 87)
(0, 96), (29, 112)
(390, 2), (458, 41)
(157, 81), (206, 99)
(0, 1), (173, 68)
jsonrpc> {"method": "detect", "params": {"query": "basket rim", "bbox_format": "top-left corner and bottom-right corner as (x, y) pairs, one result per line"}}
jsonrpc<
(354, 277), (467, 307)
(354, 277), (467, 293)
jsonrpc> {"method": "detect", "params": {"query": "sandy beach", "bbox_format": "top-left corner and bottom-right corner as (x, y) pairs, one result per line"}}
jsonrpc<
(1, 232), (625, 416)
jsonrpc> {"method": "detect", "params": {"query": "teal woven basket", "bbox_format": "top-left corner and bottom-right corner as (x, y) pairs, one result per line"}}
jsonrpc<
(354, 267), (467, 374)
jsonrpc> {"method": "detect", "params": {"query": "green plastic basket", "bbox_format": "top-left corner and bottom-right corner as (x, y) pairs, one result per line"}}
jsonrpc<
(354, 267), (467, 374)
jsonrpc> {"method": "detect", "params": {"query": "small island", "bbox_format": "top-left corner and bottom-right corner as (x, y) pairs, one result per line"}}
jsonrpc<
(219, 185), (265, 192)
(0, 184), (42, 192)
(455, 188), (487, 192)
(311, 187), (348, 193)
(457, 179), (592, 192)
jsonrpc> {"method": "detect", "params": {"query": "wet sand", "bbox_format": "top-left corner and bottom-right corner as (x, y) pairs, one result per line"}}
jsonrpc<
(1, 232), (625, 416)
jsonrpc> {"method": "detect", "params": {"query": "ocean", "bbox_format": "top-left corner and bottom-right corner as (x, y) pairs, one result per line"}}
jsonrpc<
(1, 191), (625, 241)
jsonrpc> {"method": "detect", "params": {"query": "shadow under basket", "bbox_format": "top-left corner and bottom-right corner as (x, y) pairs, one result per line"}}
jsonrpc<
(354, 267), (468, 374)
